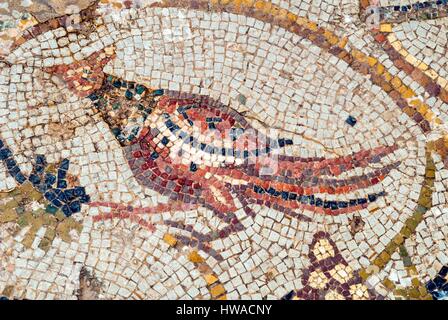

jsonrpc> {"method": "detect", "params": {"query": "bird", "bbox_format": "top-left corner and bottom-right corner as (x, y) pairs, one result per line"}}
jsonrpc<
(45, 49), (400, 241)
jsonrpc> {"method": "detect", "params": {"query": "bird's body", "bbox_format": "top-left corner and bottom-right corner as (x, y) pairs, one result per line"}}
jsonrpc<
(89, 75), (398, 223)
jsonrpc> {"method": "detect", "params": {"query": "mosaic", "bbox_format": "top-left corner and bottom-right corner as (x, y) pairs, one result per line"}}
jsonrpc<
(0, 0), (448, 301)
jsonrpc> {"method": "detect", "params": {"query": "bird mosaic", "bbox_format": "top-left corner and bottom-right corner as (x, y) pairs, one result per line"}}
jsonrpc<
(3, 0), (448, 301)
(41, 48), (403, 243)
